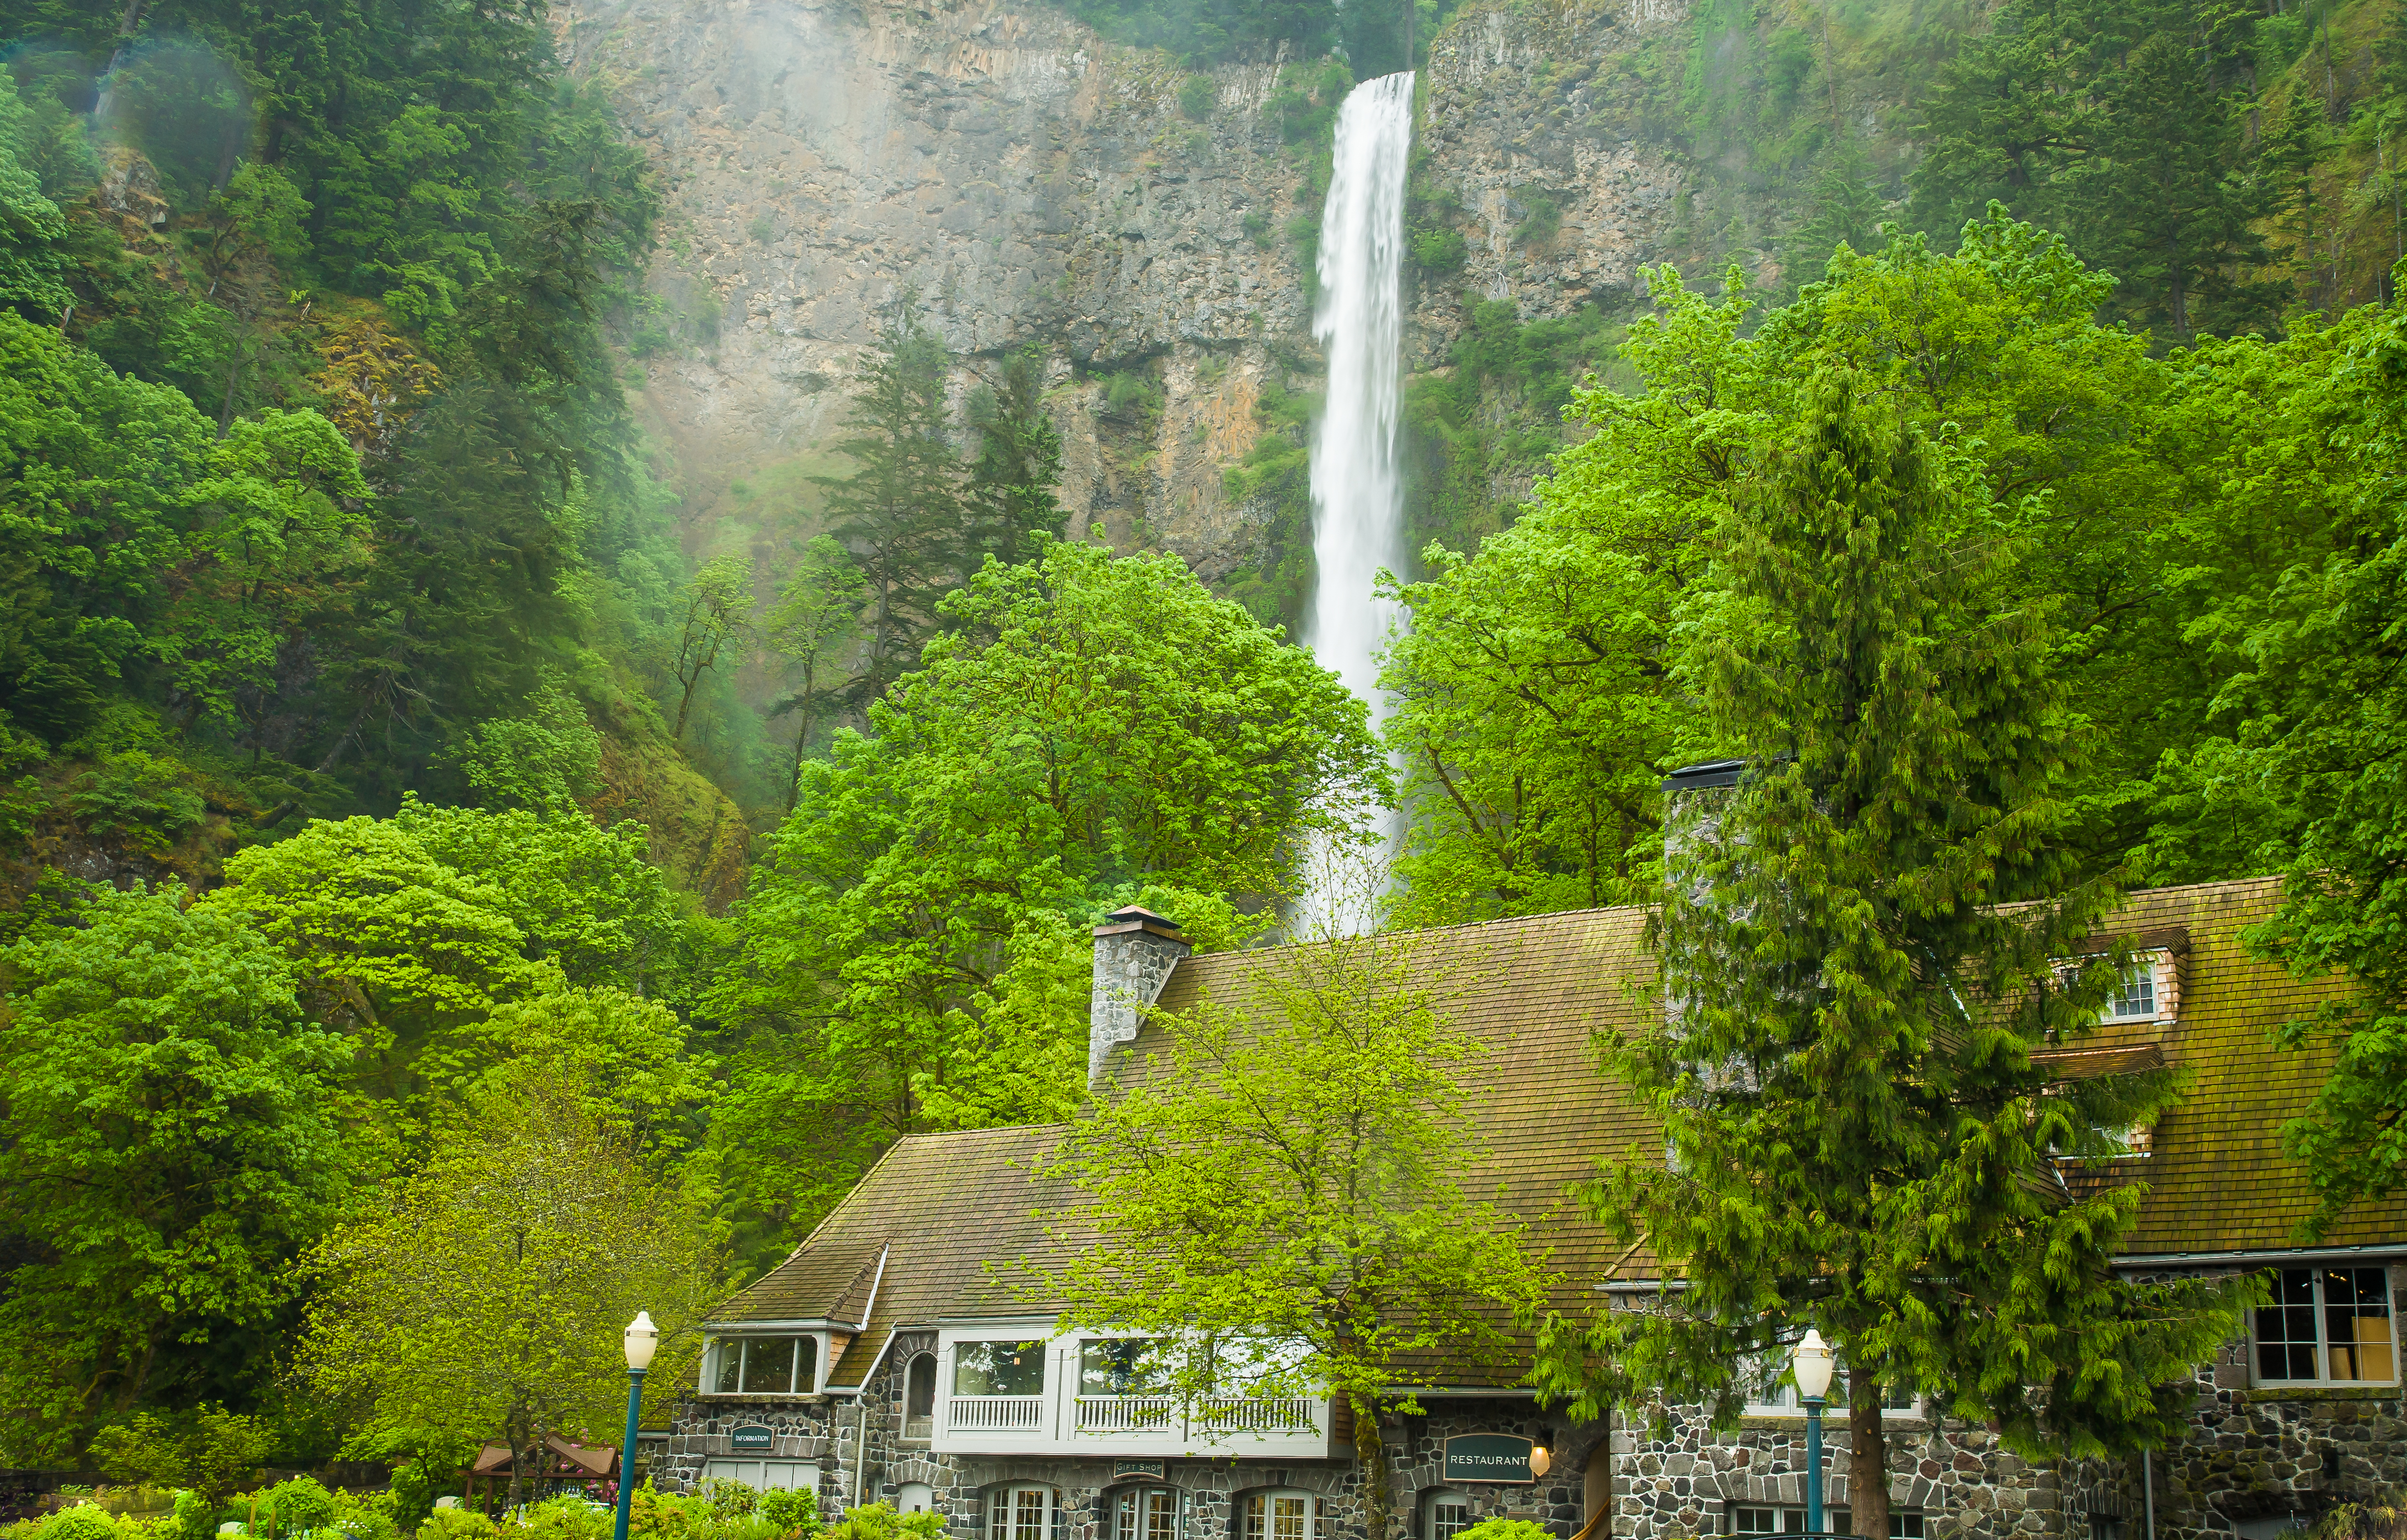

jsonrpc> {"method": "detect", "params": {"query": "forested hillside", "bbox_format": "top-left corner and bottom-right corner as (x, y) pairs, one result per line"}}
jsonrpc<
(4, 0), (2407, 1486)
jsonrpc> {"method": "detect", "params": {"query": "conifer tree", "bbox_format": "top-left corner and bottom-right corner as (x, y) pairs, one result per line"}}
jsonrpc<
(965, 347), (1067, 568)
(1534, 371), (2252, 1518)
(815, 299), (963, 702)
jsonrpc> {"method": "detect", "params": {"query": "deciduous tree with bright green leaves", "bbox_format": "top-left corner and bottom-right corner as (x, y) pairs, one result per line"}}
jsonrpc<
(0, 884), (349, 1459)
(709, 539), (1384, 1262)
(1043, 919), (1546, 1540)
(1532, 370), (2251, 1531)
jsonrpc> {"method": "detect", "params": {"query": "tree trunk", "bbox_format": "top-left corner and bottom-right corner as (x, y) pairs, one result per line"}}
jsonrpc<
(1846, 1371), (1888, 1540)
(1353, 1397), (1394, 1540)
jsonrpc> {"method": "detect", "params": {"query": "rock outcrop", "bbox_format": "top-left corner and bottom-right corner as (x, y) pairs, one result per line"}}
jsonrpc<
(557, 0), (1689, 583)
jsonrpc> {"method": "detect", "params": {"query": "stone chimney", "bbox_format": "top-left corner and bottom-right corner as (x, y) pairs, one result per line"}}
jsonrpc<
(1089, 905), (1190, 1088)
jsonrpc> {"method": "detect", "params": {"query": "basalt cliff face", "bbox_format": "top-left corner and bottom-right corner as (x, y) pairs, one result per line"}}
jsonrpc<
(559, 0), (1691, 586)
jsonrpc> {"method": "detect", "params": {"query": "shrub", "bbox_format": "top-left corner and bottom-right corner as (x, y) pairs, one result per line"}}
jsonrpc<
(1410, 224), (1468, 273)
(756, 1490), (819, 1538)
(70, 751), (205, 848)
(415, 1511), (500, 1540)
(1454, 1524), (1554, 1540)
(261, 1479), (339, 1538)
(25, 1507), (146, 1540)
(507, 1499), (609, 1540)
(1177, 75), (1215, 120)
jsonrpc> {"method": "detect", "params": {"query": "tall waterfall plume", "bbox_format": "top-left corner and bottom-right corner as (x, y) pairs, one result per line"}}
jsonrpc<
(1299, 70), (1415, 932)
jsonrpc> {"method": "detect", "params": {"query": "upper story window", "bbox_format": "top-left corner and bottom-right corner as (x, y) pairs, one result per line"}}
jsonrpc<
(711, 1335), (819, 1395)
(1742, 1351), (1915, 1415)
(954, 1340), (1047, 1397)
(1238, 1491), (1326, 1540)
(1112, 1486), (1181, 1540)
(2103, 961), (2158, 1022)
(2255, 1266), (2397, 1384)
(905, 1351), (938, 1437)
(1081, 1338), (1174, 1396)
(987, 1485), (1058, 1540)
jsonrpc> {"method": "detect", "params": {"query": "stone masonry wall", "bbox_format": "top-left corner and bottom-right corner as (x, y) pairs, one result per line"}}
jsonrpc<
(662, 1340), (2404, 1540)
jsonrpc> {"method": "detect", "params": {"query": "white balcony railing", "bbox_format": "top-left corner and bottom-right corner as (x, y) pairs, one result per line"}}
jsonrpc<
(1076, 1395), (1181, 1433)
(1193, 1395), (1317, 1433)
(948, 1395), (1045, 1431)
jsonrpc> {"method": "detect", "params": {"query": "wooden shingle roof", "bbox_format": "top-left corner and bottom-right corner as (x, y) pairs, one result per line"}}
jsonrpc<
(718, 877), (2406, 1389)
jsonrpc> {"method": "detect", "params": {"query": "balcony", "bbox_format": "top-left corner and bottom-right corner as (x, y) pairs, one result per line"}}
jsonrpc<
(924, 1328), (1338, 1453)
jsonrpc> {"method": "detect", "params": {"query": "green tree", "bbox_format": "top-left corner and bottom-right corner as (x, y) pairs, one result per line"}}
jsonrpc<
(668, 553), (754, 743)
(964, 348), (1067, 568)
(814, 300), (963, 700)
(297, 1071), (722, 1508)
(1533, 372), (2250, 1523)
(1384, 268), (1767, 925)
(1043, 925), (1545, 1540)
(764, 534), (867, 807)
(0, 884), (349, 1458)
(0, 70), (71, 321)
(711, 540), (1383, 1256)
(87, 1405), (277, 1504)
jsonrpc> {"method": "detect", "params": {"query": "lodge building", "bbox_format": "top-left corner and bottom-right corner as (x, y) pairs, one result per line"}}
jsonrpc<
(661, 872), (2406, 1540)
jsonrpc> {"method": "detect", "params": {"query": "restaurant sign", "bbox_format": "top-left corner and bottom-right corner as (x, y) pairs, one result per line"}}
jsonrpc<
(1442, 1434), (1535, 1485)
(730, 1425), (774, 1452)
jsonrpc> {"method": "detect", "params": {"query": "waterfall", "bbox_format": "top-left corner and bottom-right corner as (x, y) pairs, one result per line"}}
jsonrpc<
(1298, 71), (1415, 935)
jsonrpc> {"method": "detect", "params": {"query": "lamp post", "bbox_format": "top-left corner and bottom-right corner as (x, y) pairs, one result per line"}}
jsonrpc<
(614, 1312), (658, 1540)
(1792, 1329), (1835, 1538)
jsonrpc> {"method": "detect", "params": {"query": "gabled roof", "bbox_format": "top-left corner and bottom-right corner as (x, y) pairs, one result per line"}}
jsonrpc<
(716, 877), (2406, 1390)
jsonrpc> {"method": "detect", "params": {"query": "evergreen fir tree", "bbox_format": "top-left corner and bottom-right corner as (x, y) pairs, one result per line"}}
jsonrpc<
(813, 298), (963, 702)
(964, 347), (1067, 569)
(1534, 371), (2253, 1510)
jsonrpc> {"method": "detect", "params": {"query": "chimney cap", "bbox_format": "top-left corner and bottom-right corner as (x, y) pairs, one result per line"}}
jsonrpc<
(1661, 759), (1747, 793)
(1094, 904), (1186, 941)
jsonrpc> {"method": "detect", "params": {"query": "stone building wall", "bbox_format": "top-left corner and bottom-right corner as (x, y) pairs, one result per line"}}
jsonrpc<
(660, 1344), (2404, 1540)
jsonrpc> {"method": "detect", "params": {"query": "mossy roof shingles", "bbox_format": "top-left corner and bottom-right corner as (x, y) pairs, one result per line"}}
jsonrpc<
(719, 878), (2406, 1388)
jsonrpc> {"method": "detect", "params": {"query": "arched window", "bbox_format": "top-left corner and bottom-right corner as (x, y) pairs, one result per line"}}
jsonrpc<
(1236, 1491), (1324, 1540)
(1113, 1487), (1181, 1540)
(904, 1352), (938, 1437)
(988, 1484), (1058, 1540)
(896, 1484), (938, 1516)
(1420, 1491), (1473, 1540)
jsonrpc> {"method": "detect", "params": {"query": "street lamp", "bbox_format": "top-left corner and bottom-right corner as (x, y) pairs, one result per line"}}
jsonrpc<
(1792, 1329), (1835, 1537)
(613, 1312), (659, 1540)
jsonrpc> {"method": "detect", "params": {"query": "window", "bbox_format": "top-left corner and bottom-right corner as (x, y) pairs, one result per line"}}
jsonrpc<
(1113, 1488), (1181, 1540)
(954, 1340), (1046, 1396)
(988, 1485), (1055, 1540)
(1081, 1339), (1175, 1395)
(1743, 1354), (1916, 1414)
(2254, 1267), (2396, 1384)
(905, 1352), (938, 1434)
(711, 1337), (817, 1395)
(1238, 1492), (1324, 1540)
(1425, 1494), (1473, 1540)
(1729, 1509), (1921, 1537)
(703, 1459), (818, 1491)
(2105, 961), (2158, 1022)
(896, 1485), (937, 1516)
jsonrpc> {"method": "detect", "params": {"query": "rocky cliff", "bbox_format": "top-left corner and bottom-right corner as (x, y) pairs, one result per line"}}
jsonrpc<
(557, 0), (1693, 590)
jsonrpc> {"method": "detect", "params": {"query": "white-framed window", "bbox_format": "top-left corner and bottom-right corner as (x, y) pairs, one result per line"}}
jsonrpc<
(1110, 1486), (1182, 1540)
(1742, 1353), (1916, 1415)
(710, 1336), (820, 1395)
(2254, 1266), (2397, 1384)
(1081, 1338), (1175, 1395)
(1236, 1491), (1325, 1540)
(954, 1340), (1048, 1396)
(2103, 959), (2159, 1022)
(703, 1459), (818, 1491)
(987, 1484), (1058, 1540)
(1423, 1491), (1473, 1540)
(1730, 1509), (1922, 1537)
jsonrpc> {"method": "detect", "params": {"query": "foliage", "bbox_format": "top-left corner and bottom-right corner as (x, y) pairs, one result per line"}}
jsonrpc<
(297, 1073), (723, 1509)
(86, 1405), (277, 1505)
(763, 535), (867, 807)
(1534, 372), (2250, 1509)
(965, 349), (1069, 569)
(1045, 924), (1546, 1540)
(0, 886), (349, 1459)
(710, 539), (1383, 1263)
(670, 556), (755, 744)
